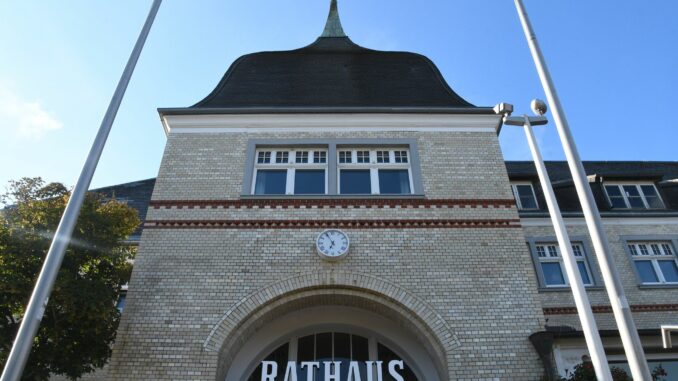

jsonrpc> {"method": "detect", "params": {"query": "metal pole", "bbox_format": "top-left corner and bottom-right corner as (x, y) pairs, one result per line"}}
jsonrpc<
(522, 116), (612, 381)
(1, 1), (162, 380)
(513, 1), (652, 379)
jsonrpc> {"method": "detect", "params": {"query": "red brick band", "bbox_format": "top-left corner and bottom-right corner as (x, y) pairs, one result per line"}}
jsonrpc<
(144, 218), (522, 229)
(149, 198), (517, 210)
(543, 304), (678, 315)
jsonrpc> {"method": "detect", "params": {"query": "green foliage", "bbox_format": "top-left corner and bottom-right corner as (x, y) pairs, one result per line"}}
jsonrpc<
(0, 177), (139, 380)
(560, 361), (669, 381)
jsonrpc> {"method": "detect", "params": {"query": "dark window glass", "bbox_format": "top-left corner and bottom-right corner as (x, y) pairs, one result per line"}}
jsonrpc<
(605, 185), (627, 208)
(542, 262), (566, 286)
(515, 185), (537, 209)
(247, 343), (289, 381)
(623, 185), (645, 208)
(658, 260), (678, 283)
(116, 294), (126, 312)
(255, 170), (286, 195)
(315, 333), (332, 381)
(378, 170), (410, 194)
(377, 343), (419, 381)
(640, 185), (663, 208)
(352, 335), (369, 381)
(340, 170), (371, 194)
(577, 261), (592, 285)
(635, 260), (659, 283)
(294, 170), (325, 194)
(297, 335), (315, 381)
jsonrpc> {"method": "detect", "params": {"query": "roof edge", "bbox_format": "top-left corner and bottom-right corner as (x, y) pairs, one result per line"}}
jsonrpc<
(159, 106), (497, 117)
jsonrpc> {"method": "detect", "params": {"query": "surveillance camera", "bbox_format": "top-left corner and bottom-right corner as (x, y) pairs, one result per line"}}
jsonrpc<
(493, 102), (514, 116)
(531, 99), (547, 116)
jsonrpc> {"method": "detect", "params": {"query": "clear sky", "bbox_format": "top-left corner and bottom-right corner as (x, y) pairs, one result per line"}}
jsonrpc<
(0, 1), (676, 190)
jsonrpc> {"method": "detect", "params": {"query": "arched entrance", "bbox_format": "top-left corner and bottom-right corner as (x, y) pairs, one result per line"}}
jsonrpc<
(206, 273), (456, 381)
(228, 306), (434, 380)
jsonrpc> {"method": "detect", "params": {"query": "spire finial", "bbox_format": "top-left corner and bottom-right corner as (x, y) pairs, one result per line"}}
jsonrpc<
(321, 0), (346, 37)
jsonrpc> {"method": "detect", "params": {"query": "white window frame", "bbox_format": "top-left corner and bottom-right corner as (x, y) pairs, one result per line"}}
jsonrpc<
(627, 241), (678, 285)
(603, 182), (664, 209)
(511, 182), (539, 210)
(336, 148), (413, 195)
(252, 149), (328, 195)
(534, 242), (594, 288)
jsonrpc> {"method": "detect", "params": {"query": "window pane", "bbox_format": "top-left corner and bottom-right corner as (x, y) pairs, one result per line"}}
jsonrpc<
(605, 185), (627, 208)
(658, 260), (678, 283)
(247, 343), (289, 381)
(541, 262), (566, 286)
(577, 261), (592, 285)
(257, 151), (271, 164)
(313, 151), (327, 164)
(296, 151), (309, 163)
(394, 151), (408, 163)
(276, 151), (289, 163)
(356, 151), (369, 163)
(351, 335), (369, 381)
(340, 170), (371, 194)
(339, 151), (351, 163)
(294, 170), (325, 194)
(635, 260), (659, 283)
(255, 170), (287, 195)
(378, 170), (411, 194)
(515, 185), (537, 209)
(623, 185), (645, 208)
(376, 151), (389, 163)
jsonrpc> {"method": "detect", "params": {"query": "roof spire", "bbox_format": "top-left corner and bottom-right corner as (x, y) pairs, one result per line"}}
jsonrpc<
(321, 0), (346, 37)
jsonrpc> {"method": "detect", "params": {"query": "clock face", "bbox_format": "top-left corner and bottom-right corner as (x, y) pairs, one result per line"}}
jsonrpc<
(316, 229), (350, 260)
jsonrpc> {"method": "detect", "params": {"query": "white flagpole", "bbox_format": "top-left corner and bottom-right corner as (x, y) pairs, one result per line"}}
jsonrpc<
(1, 1), (162, 380)
(512, 1), (652, 379)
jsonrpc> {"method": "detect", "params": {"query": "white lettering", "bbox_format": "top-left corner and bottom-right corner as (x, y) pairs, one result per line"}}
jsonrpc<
(365, 361), (383, 381)
(261, 361), (277, 381)
(347, 361), (362, 381)
(283, 361), (298, 381)
(324, 361), (341, 380)
(301, 361), (319, 380)
(388, 360), (405, 381)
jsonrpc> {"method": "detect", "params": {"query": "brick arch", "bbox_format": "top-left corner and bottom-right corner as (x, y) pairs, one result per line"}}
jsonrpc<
(204, 270), (460, 381)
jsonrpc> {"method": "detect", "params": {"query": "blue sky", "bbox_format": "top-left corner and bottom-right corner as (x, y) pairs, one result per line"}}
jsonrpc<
(0, 1), (676, 190)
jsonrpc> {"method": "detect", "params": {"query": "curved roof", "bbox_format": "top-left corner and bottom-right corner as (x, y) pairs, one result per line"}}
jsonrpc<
(185, 1), (486, 113)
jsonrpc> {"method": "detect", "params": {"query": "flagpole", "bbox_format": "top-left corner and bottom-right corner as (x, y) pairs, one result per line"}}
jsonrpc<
(1, 1), (162, 380)
(512, 1), (652, 379)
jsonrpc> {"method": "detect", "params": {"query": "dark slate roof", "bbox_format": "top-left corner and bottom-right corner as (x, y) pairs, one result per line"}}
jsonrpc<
(89, 178), (156, 240)
(506, 161), (678, 216)
(189, 37), (482, 111)
(161, 1), (490, 114)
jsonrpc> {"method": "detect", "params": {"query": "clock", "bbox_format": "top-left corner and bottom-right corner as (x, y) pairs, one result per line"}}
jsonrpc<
(315, 229), (350, 260)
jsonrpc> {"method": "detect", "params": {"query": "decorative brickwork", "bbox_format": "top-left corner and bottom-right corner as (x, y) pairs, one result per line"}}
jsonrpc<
(144, 218), (522, 229)
(544, 304), (678, 315)
(149, 198), (517, 210)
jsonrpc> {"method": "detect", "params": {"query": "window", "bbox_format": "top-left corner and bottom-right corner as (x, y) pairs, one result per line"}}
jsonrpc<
(511, 183), (539, 210)
(252, 149), (328, 195)
(604, 183), (664, 209)
(627, 241), (678, 285)
(247, 331), (419, 381)
(531, 242), (594, 288)
(245, 140), (423, 196)
(338, 149), (413, 195)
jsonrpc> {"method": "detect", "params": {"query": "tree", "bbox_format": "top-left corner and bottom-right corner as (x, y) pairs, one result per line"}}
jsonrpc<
(0, 177), (139, 380)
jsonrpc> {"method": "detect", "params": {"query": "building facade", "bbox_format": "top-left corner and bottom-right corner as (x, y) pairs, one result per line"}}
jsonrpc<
(98, 2), (677, 380)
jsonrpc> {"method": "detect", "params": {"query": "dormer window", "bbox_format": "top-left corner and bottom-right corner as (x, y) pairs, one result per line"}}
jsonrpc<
(511, 182), (539, 210)
(604, 183), (664, 209)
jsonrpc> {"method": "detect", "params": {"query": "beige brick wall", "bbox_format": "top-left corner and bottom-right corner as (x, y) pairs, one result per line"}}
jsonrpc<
(106, 130), (547, 380)
(523, 222), (678, 331)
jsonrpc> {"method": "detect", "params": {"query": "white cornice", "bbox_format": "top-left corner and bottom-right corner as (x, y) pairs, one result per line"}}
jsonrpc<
(160, 113), (502, 136)
(521, 217), (678, 227)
